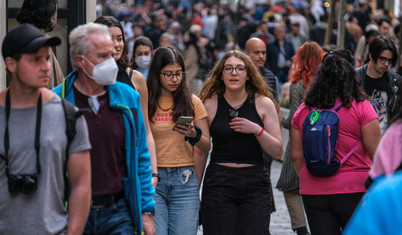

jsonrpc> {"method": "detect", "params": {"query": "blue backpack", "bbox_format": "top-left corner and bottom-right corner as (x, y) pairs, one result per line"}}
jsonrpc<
(302, 104), (361, 177)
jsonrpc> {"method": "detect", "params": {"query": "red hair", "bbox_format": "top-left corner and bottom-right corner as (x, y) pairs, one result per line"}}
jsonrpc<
(289, 41), (324, 88)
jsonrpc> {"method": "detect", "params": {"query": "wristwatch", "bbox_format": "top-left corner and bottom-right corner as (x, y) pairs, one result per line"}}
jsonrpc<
(152, 173), (161, 182)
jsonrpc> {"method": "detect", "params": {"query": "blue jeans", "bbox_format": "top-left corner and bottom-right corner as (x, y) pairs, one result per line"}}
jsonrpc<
(83, 198), (134, 235)
(154, 166), (199, 235)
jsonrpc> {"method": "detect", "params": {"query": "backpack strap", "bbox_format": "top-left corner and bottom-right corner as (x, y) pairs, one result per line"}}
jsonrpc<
(340, 141), (362, 164)
(128, 68), (133, 79)
(333, 104), (343, 111)
(61, 98), (81, 207)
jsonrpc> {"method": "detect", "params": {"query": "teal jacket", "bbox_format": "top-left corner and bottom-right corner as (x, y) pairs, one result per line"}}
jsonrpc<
(53, 71), (155, 233)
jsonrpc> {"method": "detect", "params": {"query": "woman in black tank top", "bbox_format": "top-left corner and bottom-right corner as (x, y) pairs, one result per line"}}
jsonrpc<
(94, 16), (159, 188)
(197, 50), (283, 234)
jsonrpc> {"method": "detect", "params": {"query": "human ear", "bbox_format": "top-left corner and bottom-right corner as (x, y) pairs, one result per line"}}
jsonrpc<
(5, 57), (17, 73)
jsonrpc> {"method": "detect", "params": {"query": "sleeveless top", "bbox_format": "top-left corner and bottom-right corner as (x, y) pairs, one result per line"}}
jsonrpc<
(210, 95), (264, 165)
(117, 69), (135, 89)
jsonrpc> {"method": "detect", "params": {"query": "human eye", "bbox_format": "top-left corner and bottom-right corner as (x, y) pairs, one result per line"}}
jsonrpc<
(224, 66), (233, 72)
(237, 66), (245, 72)
(163, 71), (173, 78)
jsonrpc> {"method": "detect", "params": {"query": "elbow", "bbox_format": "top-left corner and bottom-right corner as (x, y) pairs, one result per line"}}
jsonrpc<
(273, 147), (284, 160)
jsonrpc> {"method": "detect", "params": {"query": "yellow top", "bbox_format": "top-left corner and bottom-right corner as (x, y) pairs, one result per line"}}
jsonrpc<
(150, 95), (207, 167)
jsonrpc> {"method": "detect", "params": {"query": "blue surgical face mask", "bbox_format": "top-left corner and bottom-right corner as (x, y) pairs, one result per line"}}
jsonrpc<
(81, 56), (118, 85)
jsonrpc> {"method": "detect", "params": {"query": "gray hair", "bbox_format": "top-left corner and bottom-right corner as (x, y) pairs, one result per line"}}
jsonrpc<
(69, 22), (111, 71)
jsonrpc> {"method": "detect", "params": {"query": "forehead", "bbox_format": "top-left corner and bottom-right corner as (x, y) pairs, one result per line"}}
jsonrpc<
(162, 63), (182, 71)
(136, 45), (152, 52)
(109, 26), (122, 36)
(20, 46), (50, 58)
(88, 32), (113, 51)
(380, 21), (390, 27)
(224, 56), (245, 65)
(249, 41), (266, 51)
(378, 50), (393, 58)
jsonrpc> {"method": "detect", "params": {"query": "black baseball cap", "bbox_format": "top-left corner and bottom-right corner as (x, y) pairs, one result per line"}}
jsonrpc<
(2, 23), (61, 60)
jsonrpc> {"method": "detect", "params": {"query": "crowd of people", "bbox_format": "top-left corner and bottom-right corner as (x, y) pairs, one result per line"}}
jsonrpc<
(1, 0), (402, 235)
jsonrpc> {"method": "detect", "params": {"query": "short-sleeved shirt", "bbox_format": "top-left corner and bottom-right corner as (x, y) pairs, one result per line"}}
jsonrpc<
(0, 94), (91, 234)
(292, 99), (378, 195)
(150, 95), (207, 167)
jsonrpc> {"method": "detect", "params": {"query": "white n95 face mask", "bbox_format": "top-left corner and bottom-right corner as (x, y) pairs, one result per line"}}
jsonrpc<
(82, 56), (118, 85)
(135, 55), (151, 69)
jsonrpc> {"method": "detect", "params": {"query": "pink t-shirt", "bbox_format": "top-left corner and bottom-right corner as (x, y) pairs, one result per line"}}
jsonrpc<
(292, 99), (378, 195)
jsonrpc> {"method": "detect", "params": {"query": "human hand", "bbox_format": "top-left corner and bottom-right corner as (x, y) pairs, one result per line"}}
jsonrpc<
(229, 117), (261, 135)
(142, 213), (155, 235)
(173, 122), (196, 138)
(151, 177), (158, 188)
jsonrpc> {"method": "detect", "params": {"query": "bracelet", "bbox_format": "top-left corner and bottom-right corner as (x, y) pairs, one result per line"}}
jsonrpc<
(254, 127), (264, 137)
(185, 125), (202, 146)
(152, 173), (161, 182)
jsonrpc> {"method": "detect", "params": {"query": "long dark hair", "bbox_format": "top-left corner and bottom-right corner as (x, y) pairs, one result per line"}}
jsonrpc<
(16, 0), (58, 32)
(147, 46), (193, 122)
(304, 53), (366, 108)
(94, 15), (130, 72)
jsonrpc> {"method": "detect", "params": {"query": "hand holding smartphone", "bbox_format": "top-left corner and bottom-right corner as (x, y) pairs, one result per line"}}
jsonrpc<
(172, 116), (193, 130)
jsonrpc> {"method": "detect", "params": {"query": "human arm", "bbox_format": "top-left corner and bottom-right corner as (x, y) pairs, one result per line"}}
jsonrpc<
(361, 119), (381, 160)
(66, 150), (91, 235)
(193, 97), (216, 188)
(142, 213), (155, 235)
(281, 83), (304, 129)
(131, 92), (155, 217)
(370, 122), (402, 178)
(290, 126), (304, 175)
(229, 96), (283, 159)
(130, 69), (158, 187)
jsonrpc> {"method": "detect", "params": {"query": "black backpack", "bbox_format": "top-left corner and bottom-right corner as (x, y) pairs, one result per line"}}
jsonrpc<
(61, 99), (83, 206)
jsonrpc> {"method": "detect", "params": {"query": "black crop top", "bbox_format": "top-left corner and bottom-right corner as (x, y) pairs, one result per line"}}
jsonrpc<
(210, 95), (264, 165)
(117, 69), (135, 89)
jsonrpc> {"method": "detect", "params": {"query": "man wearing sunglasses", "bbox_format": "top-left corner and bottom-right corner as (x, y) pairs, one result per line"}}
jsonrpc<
(356, 36), (401, 134)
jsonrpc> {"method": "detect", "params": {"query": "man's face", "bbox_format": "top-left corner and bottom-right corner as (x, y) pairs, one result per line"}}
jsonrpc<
(378, 21), (390, 36)
(274, 26), (285, 40)
(246, 41), (266, 69)
(371, 49), (393, 75)
(7, 47), (51, 88)
(80, 32), (114, 76)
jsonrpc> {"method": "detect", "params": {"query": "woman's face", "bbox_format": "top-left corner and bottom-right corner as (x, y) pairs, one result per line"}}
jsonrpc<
(109, 26), (124, 61)
(159, 63), (184, 96)
(134, 45), (152, 58)
(222, 56), (248, 91)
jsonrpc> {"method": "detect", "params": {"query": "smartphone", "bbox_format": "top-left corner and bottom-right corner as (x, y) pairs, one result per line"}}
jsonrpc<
(172, 116), (193, 130)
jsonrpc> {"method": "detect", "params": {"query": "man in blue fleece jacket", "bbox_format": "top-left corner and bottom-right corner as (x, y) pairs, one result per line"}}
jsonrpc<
(53, 22), (155, 235)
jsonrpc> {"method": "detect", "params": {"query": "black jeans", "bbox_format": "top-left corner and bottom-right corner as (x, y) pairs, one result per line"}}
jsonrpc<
(201, 163), (272, 235)
(302, 193), (364, 235)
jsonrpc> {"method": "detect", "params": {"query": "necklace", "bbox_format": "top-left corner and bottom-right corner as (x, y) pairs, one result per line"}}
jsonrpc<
(158, 103), (174, 112)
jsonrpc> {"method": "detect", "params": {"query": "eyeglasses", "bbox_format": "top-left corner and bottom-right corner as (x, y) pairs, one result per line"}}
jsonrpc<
(160, 71), (185, 81)
(378, 56), (393, 65)
(223, 66), (246, 74)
